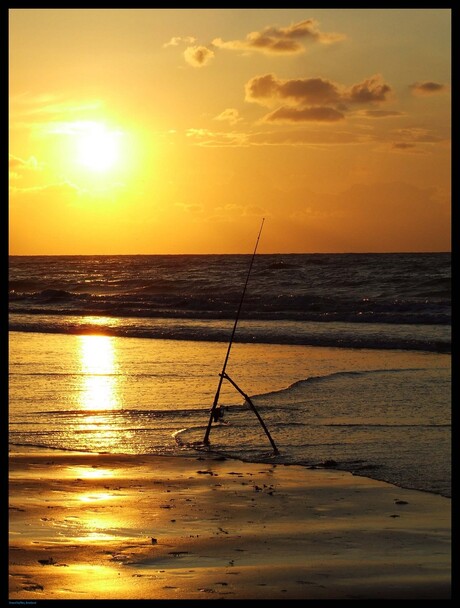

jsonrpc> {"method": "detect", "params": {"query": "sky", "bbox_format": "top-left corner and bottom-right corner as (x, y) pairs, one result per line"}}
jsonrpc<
(9, 8), (451, 254)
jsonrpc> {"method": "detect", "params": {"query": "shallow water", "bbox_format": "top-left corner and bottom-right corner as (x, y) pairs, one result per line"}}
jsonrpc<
(9, 331), (450, 497)
(9, 252), (451, 496)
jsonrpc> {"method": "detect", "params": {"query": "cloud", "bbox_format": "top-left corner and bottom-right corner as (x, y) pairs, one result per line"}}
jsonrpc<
(247, 129), (366, 146)
(207, 203), (267, 224)
(262, 106), (345, 123)
(389, 142), (429, 155)
(9, 94), (105, 135)
(246, 73), (392, 108)
(214, 108), (242, 125)
(186, 128), (248, 147)
(174, 202), (204, 214)
(184, 45), (215, 67)
(23, 99), (103, 117)
(392, 142), (418, 150)
(163, 35), (196, 48)
(245, 73), (392, 124)
(391, 127), (443, 143)
(409, 81), (447, 96)
(357, 109), (405, 118)
(347, 75), (392, 103)
(9, 154), (44, 171)
(385, 126), (448, 153)
(186, 127), (373, 147)
(9, 154), (46, 182)
(245, 73), (342, 106)
(39, 120), (102, 136)
(212, 18), (345, 55)
(10, 180), (82, 196)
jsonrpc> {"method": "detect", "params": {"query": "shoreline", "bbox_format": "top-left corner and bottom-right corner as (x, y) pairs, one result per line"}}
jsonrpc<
(7, 324), (452, 355)
(9, 449), (451, 600)
(10, 435), (452, 500)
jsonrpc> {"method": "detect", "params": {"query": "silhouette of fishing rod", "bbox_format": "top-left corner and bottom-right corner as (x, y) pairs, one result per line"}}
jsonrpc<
(203, 218), (279, 454)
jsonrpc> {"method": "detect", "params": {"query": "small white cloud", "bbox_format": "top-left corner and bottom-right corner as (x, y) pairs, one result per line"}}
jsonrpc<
(163, 35), (196, 48)
(184, 45), (215, 67)
(214, 108), (242, 125)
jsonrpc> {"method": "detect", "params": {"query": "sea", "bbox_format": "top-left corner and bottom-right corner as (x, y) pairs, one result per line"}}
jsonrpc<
(8, 253), (451, 497)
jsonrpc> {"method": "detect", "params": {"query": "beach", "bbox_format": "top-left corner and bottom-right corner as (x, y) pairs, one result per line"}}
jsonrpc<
(8, 252), (451, 600)
(9, 448), (451, 600)
(9, 3), (452, 601)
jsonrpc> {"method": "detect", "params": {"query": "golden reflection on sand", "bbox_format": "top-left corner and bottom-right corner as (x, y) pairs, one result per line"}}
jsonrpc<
(66, 466), (114, 480)
(55, 509), (126, 543)
(78, 492), (116, 503)
(63, 491), (126, 542)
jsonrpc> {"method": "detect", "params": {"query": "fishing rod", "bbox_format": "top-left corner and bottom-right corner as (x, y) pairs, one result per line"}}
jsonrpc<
(203, 218), (277, 451)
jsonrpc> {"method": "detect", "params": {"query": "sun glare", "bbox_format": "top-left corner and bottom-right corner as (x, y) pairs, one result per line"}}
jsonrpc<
(76, 123), (122, 173)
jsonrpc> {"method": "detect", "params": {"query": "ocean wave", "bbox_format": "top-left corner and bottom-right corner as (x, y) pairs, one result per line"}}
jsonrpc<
(9, 253), (451, 355)
(254, 367), (443, 398)
(8, 299), (451, 325)
(8, 316), (451, 353)
(9, 253), (451, 325)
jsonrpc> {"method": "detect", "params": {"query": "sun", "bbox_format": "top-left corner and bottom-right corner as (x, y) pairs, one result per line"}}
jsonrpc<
(76, 123), (122, 173)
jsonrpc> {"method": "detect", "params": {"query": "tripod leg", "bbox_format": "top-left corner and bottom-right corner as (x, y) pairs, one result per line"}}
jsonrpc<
(222, 373), (279, 455)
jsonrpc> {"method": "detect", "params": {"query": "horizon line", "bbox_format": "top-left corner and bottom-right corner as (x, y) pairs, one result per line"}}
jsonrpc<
(8, 251), (451, 257)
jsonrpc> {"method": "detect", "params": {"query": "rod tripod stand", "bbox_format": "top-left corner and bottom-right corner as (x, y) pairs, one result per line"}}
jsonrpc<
(202, 218), (279, 455)
(216, 372), (279, 454)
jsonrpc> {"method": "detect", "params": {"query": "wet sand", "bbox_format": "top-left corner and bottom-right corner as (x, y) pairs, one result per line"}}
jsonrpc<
(9, 449), (451, 600)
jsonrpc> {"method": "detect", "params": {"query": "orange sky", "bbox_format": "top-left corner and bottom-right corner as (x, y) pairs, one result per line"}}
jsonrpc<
(9, 8), (451, 254)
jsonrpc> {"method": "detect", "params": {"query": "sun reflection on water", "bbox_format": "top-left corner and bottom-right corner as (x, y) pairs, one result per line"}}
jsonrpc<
(78, 334), (120, 411)
(73, 334), (125, 451)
